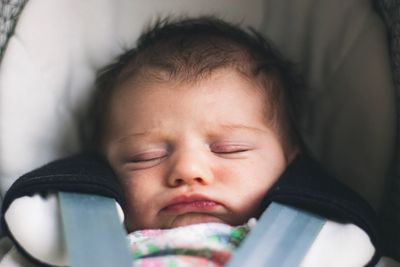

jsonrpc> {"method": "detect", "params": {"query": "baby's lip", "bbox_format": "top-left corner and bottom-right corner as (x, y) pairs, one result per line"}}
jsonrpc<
(161, 194), (221, 213)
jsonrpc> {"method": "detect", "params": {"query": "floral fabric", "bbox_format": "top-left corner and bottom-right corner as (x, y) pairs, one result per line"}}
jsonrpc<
(128, 219), (256, 267)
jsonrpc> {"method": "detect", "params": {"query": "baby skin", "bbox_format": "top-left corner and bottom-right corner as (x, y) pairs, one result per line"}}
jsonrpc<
(102, 68), (296, 233)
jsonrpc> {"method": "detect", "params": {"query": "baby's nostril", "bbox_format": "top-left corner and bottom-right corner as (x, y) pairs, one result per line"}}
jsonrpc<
(175, 178), (184, 185)
(194, 177), (204, 183)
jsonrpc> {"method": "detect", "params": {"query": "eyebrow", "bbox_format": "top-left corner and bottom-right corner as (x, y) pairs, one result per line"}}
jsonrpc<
(114, 123), (267, 144)
(217, 123), (267, 133)
(115, 130), (158, 144)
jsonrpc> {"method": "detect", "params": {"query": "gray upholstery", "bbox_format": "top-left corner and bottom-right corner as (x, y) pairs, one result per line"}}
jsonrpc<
(374, 0), (400, 260)
(0, 0), (27, 60)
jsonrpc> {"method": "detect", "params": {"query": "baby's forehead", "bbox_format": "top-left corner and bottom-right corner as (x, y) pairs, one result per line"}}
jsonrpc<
(108, 69), (277, 134)
(111, 67), (269, 107)
(107, 68), (274, 132)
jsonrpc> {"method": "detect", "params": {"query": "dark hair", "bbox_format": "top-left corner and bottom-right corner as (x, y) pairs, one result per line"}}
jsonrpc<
(82, 16), (304, 154)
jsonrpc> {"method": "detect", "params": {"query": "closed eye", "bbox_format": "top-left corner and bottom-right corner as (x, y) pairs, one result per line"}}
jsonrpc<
(210, 143), (252, 154)
(127, 151), (168, 169)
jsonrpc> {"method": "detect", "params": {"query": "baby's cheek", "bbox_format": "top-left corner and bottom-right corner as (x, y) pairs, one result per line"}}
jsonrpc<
(124, 198), (153, 232)
(122, 181), (149, 228)
(236, 178), (275, 215)
(243, 187), (267, 209)
(123, 178), (164, 231)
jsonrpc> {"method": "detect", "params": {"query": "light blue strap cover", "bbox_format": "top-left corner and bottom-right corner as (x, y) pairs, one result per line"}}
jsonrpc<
(58, 192), (132, 267)
(58, 193), (324, 267)
(226, 202), (326, 267)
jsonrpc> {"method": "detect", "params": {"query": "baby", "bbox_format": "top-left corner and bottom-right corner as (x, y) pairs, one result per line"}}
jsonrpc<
(89, 16), (300, 233)
(0, 16), (382, 267)
(84, 17), (303, 266)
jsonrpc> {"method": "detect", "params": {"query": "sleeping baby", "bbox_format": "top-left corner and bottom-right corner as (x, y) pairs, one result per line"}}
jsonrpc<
(0, 16), (382, 267)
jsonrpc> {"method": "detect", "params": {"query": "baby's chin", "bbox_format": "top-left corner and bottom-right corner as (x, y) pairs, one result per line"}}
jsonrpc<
(167, 213), (227, 228)
(126, 213), (233, 232)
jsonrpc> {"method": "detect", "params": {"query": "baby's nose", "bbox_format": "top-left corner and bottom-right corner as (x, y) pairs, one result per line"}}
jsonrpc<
(166, 153), (213, 187)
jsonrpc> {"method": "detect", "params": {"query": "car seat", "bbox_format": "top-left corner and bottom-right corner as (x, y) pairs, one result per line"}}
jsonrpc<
(0, 0), (399, 265)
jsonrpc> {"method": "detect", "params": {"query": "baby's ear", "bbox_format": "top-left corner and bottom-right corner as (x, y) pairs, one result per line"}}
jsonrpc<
(0, 153), (125, 266)
(286, 146), (300, 164)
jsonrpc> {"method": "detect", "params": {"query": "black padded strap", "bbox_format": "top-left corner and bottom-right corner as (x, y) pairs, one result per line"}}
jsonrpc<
(1, 153), (124, 218)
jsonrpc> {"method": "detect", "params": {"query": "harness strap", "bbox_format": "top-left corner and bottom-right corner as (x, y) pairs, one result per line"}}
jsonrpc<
(226, 202), (326, 267)
(59, 192), (131, 267)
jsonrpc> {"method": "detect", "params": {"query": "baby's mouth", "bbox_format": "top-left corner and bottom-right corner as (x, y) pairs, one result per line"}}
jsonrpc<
(161, 194), (221, 214)
(160, 195), (234, 227)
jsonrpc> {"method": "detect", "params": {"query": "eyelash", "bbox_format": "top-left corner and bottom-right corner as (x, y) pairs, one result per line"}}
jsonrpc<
(210, 144), (251, 154)
(130, 151), (167, 163)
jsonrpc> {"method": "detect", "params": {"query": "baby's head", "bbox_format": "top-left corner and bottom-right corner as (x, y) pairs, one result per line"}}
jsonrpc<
(89, 17), (302, 232)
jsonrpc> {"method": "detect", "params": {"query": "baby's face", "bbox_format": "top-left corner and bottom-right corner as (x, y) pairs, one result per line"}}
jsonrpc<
(104, 69), (290, 232)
